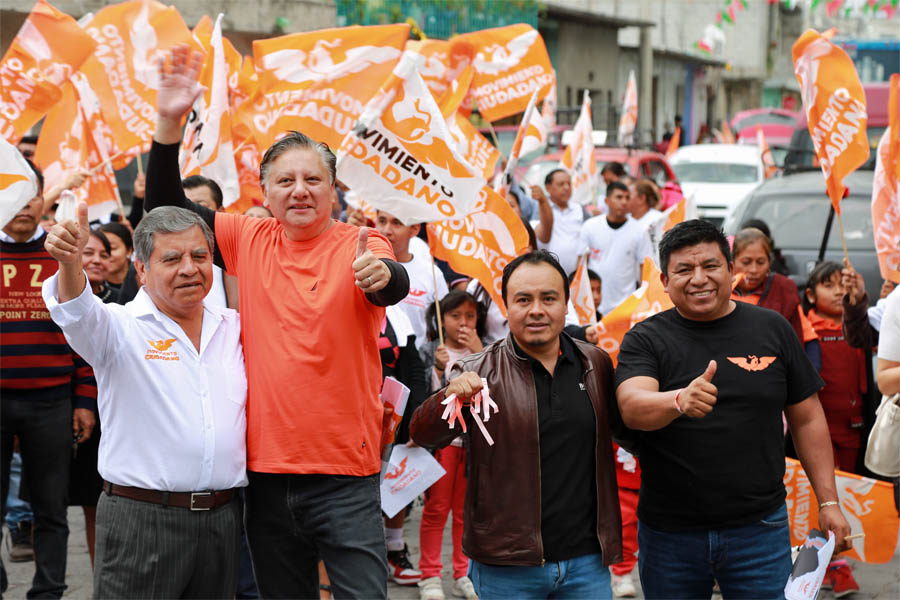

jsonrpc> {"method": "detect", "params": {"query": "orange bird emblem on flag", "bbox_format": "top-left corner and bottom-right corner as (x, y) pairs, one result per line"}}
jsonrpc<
(727, 355), (777, 372)
(148, 339), (177, 352)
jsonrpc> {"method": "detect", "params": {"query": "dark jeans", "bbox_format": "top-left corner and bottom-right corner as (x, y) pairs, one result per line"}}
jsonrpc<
(245, 471), (388, 599)
(638, 503), (792, 600)
(1, 394), (72, 599)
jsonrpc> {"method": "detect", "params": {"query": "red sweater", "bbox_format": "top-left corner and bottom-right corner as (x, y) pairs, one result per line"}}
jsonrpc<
(1, 233), (97, 408)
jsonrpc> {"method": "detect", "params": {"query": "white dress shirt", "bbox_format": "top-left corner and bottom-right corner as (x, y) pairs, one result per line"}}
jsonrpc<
(43, 274), (248, 492)
(538, 201), (585, 275)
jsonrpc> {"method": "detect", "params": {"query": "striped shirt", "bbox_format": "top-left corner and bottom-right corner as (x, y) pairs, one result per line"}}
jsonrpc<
(1, 232), (97, 407)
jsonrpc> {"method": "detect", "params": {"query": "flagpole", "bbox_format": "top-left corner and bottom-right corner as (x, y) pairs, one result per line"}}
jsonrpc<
(430, 255), (445, 346)
(485, 120), (506, 161)
(88, 150), (127, 175)
(835, 209), (850, 264)
(135, 153), (143, 177)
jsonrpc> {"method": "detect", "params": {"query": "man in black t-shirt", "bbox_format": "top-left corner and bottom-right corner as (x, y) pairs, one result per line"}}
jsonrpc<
(616, 220), (851, 599)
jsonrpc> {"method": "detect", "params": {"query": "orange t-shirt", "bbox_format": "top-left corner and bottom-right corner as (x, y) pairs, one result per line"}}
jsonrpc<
(215, 213), (395, 476)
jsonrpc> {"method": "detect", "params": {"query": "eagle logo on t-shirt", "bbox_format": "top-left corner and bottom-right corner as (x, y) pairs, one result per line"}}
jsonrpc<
(147, 338), (177, 352)
(727, 355), (777, 372)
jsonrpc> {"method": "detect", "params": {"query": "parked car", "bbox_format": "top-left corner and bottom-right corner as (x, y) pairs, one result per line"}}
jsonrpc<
(784, 82), (892, 171)
(723, 170), (880, 300)
(520, 147), (678, 190)
(669, 144), (765, 225)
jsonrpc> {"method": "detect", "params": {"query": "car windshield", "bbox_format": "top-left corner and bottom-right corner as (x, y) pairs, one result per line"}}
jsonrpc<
(672, 162), (758, 184)
(751, 194), (873, 251)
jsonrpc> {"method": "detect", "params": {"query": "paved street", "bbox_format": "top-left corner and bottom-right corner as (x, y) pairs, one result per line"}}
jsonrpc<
(3, 501), (898, 599)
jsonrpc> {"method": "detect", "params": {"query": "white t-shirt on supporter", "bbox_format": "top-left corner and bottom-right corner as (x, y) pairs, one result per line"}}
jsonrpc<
(580, 216), (652, 315)
(397, 252), (449, 350)
(466, 278), (508, 343)
(205, 265), (227, 308)
(538, 201), (584, 275)
(877, 287), (900, 362)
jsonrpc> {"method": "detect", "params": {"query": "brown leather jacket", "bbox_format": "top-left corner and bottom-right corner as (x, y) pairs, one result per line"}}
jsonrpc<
(409, 334), (624, 567)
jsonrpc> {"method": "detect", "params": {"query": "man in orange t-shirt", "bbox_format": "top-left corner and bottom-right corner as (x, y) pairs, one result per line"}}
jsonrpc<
(145, 47), (410, 600)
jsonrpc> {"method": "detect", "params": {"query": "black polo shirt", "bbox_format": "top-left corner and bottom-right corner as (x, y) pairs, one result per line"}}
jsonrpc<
(511, 335), (602, 561)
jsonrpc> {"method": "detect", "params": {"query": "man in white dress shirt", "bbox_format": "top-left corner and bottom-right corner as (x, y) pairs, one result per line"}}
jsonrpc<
(42, 205), (247, 599)
(531, 169), (583, 274)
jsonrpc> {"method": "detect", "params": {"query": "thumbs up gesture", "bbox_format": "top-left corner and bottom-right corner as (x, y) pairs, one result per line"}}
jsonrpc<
(677, 360), (718, 418)
(352, 226), (391, 292)
(45, 200), (90, 265)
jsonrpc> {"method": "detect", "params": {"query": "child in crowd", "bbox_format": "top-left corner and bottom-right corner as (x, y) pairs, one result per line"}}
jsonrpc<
(802, 260), (876, 596)
(417, 291), (486, 600)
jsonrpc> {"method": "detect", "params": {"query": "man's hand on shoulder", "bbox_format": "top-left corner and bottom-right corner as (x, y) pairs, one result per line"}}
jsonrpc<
(677, 360), (718, 418)
(353, 227), (391, 293)
(445, 371), (483, 405)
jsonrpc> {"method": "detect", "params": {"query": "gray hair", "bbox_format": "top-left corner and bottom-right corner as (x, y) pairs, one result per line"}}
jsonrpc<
(133, 207), (214, 264)
(259, 131), (336, 189)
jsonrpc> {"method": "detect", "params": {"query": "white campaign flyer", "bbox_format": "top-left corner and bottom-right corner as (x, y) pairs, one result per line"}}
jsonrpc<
(784, 529), (835, 600)
(380, 445), (446, 518)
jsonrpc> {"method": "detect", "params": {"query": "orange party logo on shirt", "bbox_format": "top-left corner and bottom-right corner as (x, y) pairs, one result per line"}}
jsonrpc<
(726, 355), (777, 372)
(145, 338), (179, 361)
(147, 338), (176, 351)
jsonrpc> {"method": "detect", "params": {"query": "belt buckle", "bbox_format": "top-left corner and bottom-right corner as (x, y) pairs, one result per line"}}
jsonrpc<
(190, 492), (213, 511)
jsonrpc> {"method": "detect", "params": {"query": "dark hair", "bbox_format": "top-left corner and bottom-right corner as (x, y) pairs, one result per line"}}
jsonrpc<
(182, 175), (224, 209)
(19, 135), (38, 145)
(587, 269), (601, 283)
(733, 227), (772, 258)
(501, 249), (569, 305)
(658, 219), (732, 275)
(259, 130), (336, 188)
(606, 181), (628, 195)
(600, 161), (625, 177)
(741, 218), (772, 240)
(24, 158), (43, 194)
(521, 217), (537, 252)
(802, 261), (843, 312)
(426, 290), (485, 342)
(88, 228), (111, 254)
(633, 179), (660, 208)
(99, 222), (133, 252)
(544, 168), (568, 187)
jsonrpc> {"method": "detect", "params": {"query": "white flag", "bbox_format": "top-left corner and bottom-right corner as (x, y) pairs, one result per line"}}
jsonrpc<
(0, 137), (39, 228)
(560, 91), (597, 205)
(618, 70), (638, 145)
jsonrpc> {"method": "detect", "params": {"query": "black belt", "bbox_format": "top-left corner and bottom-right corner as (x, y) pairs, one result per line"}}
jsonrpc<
(102, 480), (235, 511)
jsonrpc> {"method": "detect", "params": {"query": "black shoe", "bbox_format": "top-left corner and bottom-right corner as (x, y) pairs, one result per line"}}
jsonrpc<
(8, 521), (34, 563)
(386, 544), (422, 586)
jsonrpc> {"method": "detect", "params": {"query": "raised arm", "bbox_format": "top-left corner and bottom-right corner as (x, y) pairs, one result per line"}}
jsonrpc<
(616, 360), (718, 431)
(530, 185), (553, 244)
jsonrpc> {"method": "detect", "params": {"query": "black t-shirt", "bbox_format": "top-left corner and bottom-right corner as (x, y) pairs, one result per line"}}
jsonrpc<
(512, 335), (602, 561)
(615, 302), (823, 531)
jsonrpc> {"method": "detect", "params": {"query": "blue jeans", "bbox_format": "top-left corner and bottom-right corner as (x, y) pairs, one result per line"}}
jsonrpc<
(470, 553), (611, 599)
(244, 472), (388, 599)
(638, 503), (791, 600)
(5, 451), (34, 527)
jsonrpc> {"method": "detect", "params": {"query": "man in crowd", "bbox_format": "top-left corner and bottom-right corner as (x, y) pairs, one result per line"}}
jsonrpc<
(411, 250), (624, 599)
(146, 46), (409, 599)
(43, 204), (247, 598)
(530, 168), (585, 274)
(579, 181), (651, 315)
(376, 210), (448, 352)
(615, 219), (852, 598)
(183, 175), (224, 212)
(1, 160), (97, 598)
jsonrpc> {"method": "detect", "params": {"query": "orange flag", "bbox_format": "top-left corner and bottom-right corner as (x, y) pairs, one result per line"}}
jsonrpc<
(793, 28), (870, 213)
(666, 127), (681, 158)
(34, 75), (122, 220)
(784, 458), (899, 564)
(560, 91), (596, 205)
(757, 126), (778, 179)
(618, 70), (638, 145)
(595, 259), (673, 365)
(336, 51), (485, 225)
(0, 0), (96, 143)
(447, 112), (501, 182)
(542, 73), (557, 131)
(495, 88), (538, 199)
(520, 99), (549, 157)
(570, 254), (597, 326)
(230, 59), (264, 213)
(454, 24), (554, 122)
(405, 39), (455, 101)
(252, 24), (409, 151)
(721, 120), (736, 144)
(428, 185), (530, 317)
(871, 73), (900, 284)
(1, 137), (39, 228)
(77, 0), (196, 162)
(180, 14), (240, 208)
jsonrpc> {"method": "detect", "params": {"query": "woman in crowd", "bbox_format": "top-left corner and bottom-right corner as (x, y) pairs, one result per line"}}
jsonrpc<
(82, 229), (116, 303)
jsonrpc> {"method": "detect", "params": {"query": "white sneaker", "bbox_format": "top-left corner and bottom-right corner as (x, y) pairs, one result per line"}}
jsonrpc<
(419, 576), (446, 600)
(452, 576), (478, 599)
(611, 573), (637, 597)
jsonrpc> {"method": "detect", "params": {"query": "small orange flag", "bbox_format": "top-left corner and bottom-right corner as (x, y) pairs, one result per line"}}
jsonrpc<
(666, 127), (681, 158)
(570, 254), (597, 326)
(793, 28), (870, 213)
(595, 259), (674, 365)
(871, 73), (900, 284)
(784, 458), (899, 564)
(757, 126), (778, 179)
(0, 0), (96, 143)
(428, 186), (530, 317)
(721, 120), (736, 144)
(453, 24), (554, 122)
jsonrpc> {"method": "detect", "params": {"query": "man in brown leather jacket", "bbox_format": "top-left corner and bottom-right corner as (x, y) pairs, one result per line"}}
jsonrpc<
(410, 250), (624, 599)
